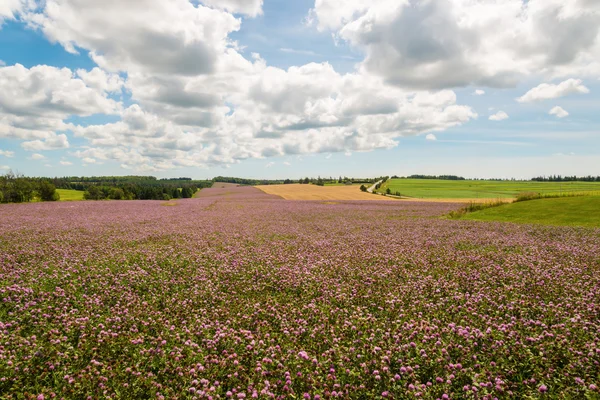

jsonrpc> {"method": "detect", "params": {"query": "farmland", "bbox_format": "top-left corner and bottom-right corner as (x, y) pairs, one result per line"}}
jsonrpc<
(256, 183), (394, 201)
(1, 185), (599, 399)
(379, 179), (600, 200)
(462, 195), (600, 227)
(56, 189), (85, 201)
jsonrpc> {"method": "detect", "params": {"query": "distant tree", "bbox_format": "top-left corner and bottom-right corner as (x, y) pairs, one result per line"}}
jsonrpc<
(38, 181), (60, 201)
(83, 185), (104, 200)
(181, 187), (194, 198)
(360, 185), (367, 192)
(386, 188), (391, 195)
(108, 187), (125, 200)
(303, 177), (310, 184)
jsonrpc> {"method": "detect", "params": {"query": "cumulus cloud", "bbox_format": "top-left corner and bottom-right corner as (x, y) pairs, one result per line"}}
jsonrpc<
(0, 64), (121, 143)
(200, 0), (263, 17)
(21, 133), (70, 151)
(60, 160), (73, 166)
(489, 111), (509, 121)
(76, 68), (124, 93)
(23, 0), (241, 76)
(426, 134), (437, 141)
(549, 106), (569, 118)
(0, 0), (23, 23)
(309, 1), (600, 89)
(473, 90), (485, 96)
(29, 153), (45, 160)
(0, 149), (14, 157)
(4, 0), (485, 172)
(0, 165), (9, 170)
(517, 79), (590, 103)
(0, 60), (5, 66)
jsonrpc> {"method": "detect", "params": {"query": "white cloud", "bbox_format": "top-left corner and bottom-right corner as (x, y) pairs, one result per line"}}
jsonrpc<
(60, 160), (73, 166)
(549, 106), (569, 118)
(280, 48), (320, 57)
(283, 161), (291, 166)
(473, 90), (485, 96)
(199, 0), (263, 17)
(489, 111), (509, 121)
(0, 60), (5, 66)
(21, 133), (70, 151)
(0, 64), (121, 144)
(0, 165), (9, 170)
(76, 68), (124, 93)
(23, 0), (241, 76)
(309, 1), (600, 89)
(29, 153), (45, 160)
(0, 0), (23, 23)
(517, 79), (590, 103)
(265, 161), (275, 168)
(4, 0), (484, 172)
(426, 133), (437, 141)
(0, 149), (14, 157)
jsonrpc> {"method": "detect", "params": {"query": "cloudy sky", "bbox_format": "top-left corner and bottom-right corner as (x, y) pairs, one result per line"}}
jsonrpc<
(1, 0), (599, 179)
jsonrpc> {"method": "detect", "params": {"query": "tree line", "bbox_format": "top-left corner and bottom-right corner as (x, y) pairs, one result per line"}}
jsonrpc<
(531, 175), (600, 182)
(0, 171), (60, 203)
(0, 172), (213, 204)
(391, 175), (466, 180)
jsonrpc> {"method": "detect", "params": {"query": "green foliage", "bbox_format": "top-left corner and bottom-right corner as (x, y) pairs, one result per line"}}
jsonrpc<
(83, 186), (105, 200)
(0, 171), (36, 203)
(108, 188), (126, 200)
(360, 185), (367, 192)
(38, 181), (60, 202)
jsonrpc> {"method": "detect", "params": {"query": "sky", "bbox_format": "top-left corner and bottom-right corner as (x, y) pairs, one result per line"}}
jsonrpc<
(1, 0), (599, 180)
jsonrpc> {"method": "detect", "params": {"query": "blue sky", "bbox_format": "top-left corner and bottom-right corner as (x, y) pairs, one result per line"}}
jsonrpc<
(1, 0), (599, 179)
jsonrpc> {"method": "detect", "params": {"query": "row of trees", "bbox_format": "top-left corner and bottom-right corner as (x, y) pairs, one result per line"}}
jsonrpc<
(532, 175), (600, 182)
(52, 176), (212, 191)
(83, 184), (197, 201)
(216, 176), (383, 186)
(0, 172), (59, 203)
(391, 175), (466, 180)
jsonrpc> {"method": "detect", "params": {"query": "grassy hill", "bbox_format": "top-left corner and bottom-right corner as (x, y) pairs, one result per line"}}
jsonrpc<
(461, 196), (600, 227)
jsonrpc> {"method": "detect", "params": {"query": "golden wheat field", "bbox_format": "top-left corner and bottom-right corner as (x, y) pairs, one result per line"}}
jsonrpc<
(256, 184), (396, 201)
(256, 184), (516, 203)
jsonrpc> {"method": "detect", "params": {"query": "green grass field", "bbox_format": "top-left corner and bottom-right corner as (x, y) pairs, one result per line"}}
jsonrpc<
(381, 179), (600, 199)
(461, 196), (600, 227)
(56, 189), (85, 201)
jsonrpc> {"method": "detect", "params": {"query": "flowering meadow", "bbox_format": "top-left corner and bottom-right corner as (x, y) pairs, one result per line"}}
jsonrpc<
(1, 186), (599, 399)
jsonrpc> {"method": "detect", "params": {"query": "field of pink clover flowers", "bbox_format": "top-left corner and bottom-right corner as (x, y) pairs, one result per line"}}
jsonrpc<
(0, 186), (599, 399)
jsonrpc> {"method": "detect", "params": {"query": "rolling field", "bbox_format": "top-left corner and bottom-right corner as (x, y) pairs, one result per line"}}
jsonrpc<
(381, 179), (600, 199)
(1, 186), (599, 398)
(56, 189), (85, 201)
(256, 183), (395, 201)
(462, 196), (600, 227)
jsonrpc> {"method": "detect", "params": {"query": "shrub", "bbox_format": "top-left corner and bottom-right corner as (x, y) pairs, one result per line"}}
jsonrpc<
(38, 181), (60, 202)
(360, 185), (367, 192)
